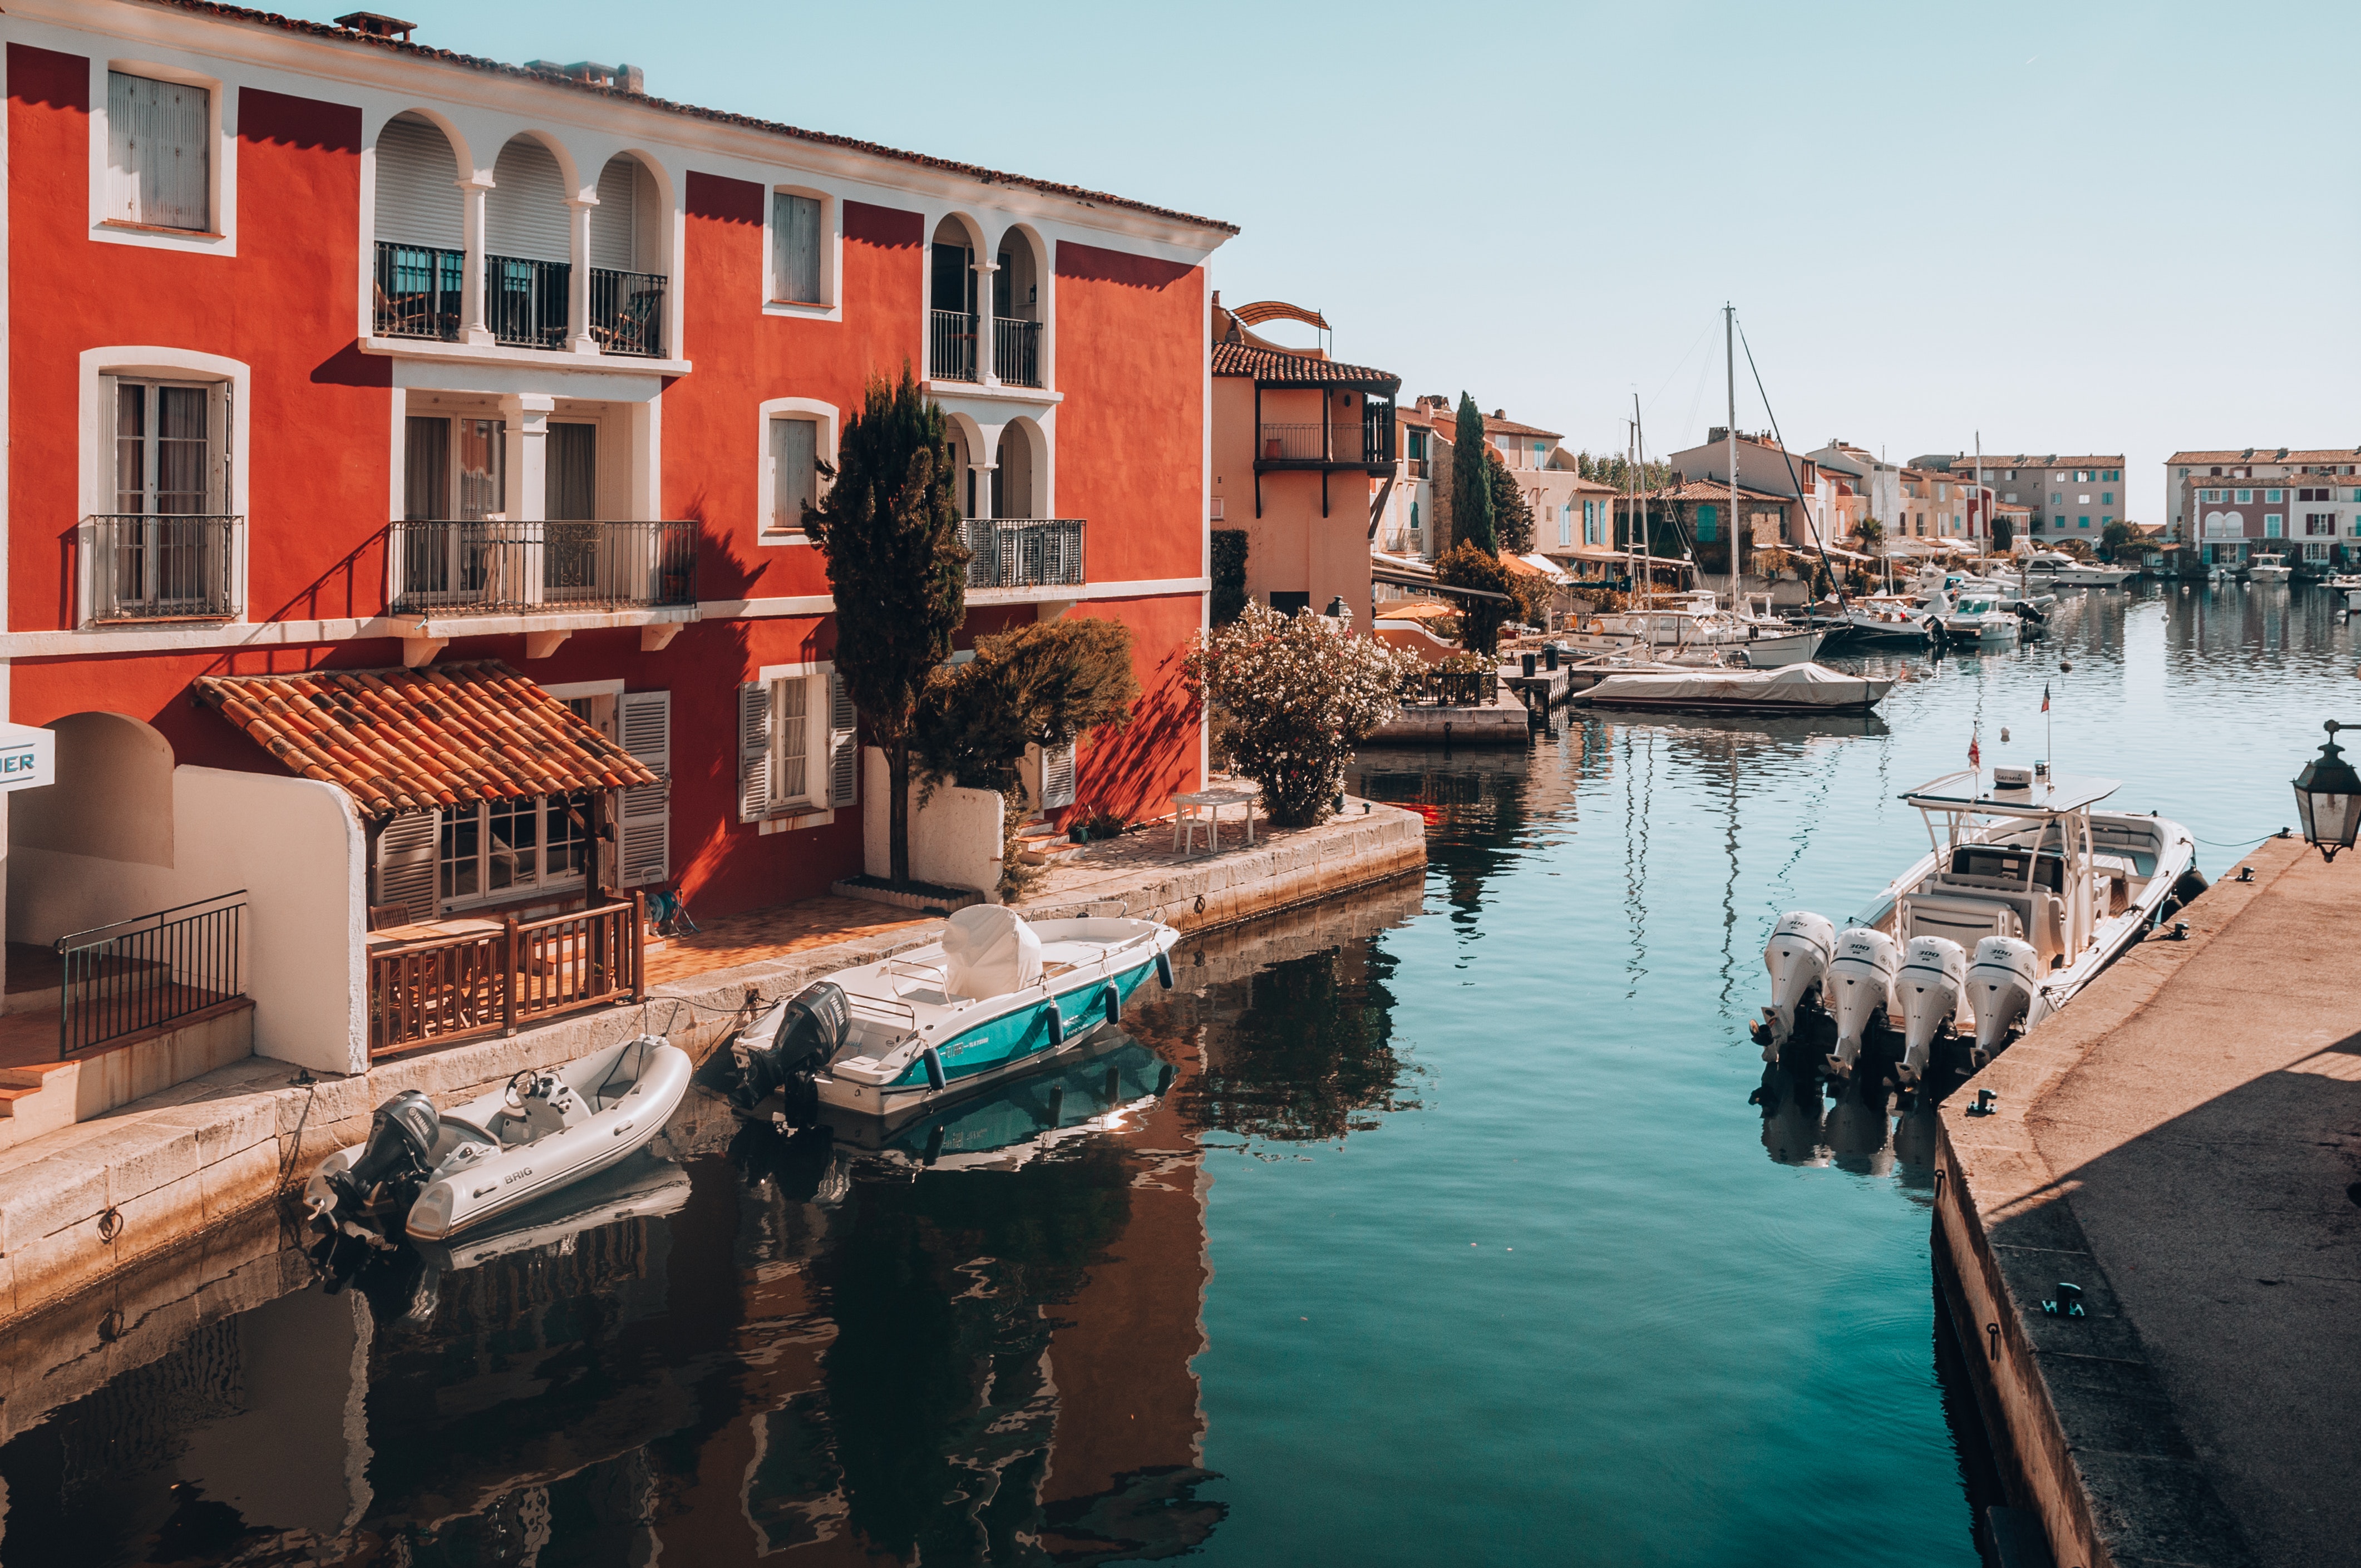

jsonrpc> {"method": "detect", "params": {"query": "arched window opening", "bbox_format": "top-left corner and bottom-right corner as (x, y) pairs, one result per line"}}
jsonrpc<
(588, 154), (666, 357)
(373, 114), (464, 340)
(929, 216), (979, 382)
(992, 236), (1043, 387)
(994, 425), (1034, 520)
(486, 136), (570, 349)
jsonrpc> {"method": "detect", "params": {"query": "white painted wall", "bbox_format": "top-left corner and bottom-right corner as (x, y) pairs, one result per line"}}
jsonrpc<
(9, 766), (366, 1074)
(860, 748), (1004, 899)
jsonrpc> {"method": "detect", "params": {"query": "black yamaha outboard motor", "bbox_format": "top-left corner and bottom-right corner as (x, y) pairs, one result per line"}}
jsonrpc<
(709, 982), (850, 1124)
(316, 1089), (440, 1241)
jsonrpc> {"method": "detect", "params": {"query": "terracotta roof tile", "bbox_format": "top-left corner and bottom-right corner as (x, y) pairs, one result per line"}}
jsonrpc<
(2165, 447), (2361, 465)
(193, 660), (658, 818)
(1210, 340), (1401, 391)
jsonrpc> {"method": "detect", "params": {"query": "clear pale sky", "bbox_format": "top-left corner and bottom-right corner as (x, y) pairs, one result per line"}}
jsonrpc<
(341, 0), (2357, 526)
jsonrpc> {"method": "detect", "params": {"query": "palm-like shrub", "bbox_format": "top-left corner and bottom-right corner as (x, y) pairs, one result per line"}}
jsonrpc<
(1185, 603), (1419, 827)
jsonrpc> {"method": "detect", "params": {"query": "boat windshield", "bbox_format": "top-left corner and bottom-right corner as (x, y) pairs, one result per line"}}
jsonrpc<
(1950, 845), (2065, 893)
(1958, 599), (1995, 614)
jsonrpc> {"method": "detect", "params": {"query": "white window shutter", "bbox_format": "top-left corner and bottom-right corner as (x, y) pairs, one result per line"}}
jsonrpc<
(737, 680), (773, 822)
(208, 379), (233, 516)
(1041, 738), (1077, 809)
(376, 810), (440, 925)
(616, 690), (670, 886)
(827, 672), (859, 807)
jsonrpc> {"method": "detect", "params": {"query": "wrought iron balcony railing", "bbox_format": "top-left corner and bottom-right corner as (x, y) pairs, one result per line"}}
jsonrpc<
(961, 517), (1085, 590)
(387, 520), (697, 615)
(86, 514), (240, 622)
(590, 267), (667, 357)
(486, 254), (570, 349)
(930, 309), (979, 382)
(374, 240), (465, 341)
(993, 318), (1042, 387)
(1257, 421), (1396, 466)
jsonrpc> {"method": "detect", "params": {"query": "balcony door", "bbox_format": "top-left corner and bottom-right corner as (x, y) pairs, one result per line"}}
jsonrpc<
(401, 415), (504, 607)
(105, 376), (230, 619)
(545, 422), (598, 599)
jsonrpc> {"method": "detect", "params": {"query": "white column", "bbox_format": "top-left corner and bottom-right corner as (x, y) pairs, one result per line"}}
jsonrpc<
(459, 178), (494, 345)
(501, 393), (554, 606)
(973, 257), (999, 387)
(566, 197), (597, 354)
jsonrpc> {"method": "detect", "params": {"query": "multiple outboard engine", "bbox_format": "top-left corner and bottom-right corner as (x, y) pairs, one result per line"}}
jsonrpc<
(1895, 936), (1967, 1086)
(709, 981), (850, 1122)
(316, 1089), (441, 1242)
(1966, 936), (2042, 1066)
(1760, 911), (1836, 1064)
(1823, 928), (1899, 1079)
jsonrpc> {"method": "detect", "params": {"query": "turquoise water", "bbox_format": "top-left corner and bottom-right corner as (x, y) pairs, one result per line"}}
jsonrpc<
(1, 584), (2347, 1566)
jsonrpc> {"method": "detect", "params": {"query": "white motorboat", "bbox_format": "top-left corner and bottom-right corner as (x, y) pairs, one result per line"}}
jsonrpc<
(708, 904), (1181, 1132)
(1939, 595), (2020, 644)
(1754, 768), (2199, 1098)
(1576, 661), (1894, 714)
(1842, 596), (1935, 645)
(2247, 553), (2294, 583)
(305, 1033), (692, 1244)
(2021, 550), (2134, 588)
(2325, 573), (2361, 610)
(1561, 590), (1822, 666)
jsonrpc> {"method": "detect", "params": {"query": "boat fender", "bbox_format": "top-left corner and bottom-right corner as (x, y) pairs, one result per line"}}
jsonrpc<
(1102, 987), (1121, 1026)
(1155, 950), (1174, 989)
(920, 1046), (948, 1093)
(1046, 1006), (1065, 1047)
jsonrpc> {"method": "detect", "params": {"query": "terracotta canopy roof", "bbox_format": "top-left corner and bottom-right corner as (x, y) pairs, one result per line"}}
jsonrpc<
(1210, 340), (1400, 392)
(141, 1), (1234, 235)
(193, 661), (658, 817)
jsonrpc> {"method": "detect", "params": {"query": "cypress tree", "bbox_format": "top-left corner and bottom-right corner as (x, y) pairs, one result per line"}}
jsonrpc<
(1452, 393), (1495, 554)
(803, 367), (968, 887)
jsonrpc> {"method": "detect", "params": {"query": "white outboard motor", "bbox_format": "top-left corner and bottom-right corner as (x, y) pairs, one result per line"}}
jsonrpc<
(1967, 936), (2042, 1066)
(1824, 927), (1899, 1078)
(1761, 911), (1836, 1062)
(1895, 935), (1967, 1085)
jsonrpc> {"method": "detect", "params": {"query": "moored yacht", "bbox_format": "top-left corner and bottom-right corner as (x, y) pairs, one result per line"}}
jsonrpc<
(1753, 767), (2199, 1101)
(2247, 553), (2294, 582)
(2021, 550), (2135, 588)
(1561, 590), (1823, 666)
(1939, 595), (2020, 644)
(2325, 571), (2361, 610)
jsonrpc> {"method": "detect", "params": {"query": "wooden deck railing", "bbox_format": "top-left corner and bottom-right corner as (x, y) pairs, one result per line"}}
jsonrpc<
(368, 894), (643, 1058)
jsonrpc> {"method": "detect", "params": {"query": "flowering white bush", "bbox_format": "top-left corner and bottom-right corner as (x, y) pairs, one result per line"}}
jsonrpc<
(1184, 602), (1421, 826)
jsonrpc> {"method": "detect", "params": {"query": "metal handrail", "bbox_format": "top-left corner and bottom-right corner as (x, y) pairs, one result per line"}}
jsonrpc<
(1256, 422), (1392, 465)
(993, 317), (1042, 387)
(930, 309), (978, 381)
(960, 517), (1085, 589)
(57, 891), (247, 1056)
(374, 240), (465, 340)
(486, 253), (570, 349)
(387, 519), (698, 615)
(589, 267), (667, 357)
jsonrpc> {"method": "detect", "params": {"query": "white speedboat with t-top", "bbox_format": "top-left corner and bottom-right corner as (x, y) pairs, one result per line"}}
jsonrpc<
(1939, 595), (2020, 644)
(1753, 767), (2199, 1099)
(2247, 553), (2293, 582)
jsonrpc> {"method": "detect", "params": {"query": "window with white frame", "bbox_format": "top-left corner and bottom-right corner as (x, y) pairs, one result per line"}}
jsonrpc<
(739, 669), (856, 820)
(2305, 513), (2338, 536)
(437, 792), (594, 905)
(106, 71), (210, 231)
(98, 373), (234, 622)
(771, 192), (826, 305)
(768, 416), (819, 536)
(2265, 514), (2284, 538)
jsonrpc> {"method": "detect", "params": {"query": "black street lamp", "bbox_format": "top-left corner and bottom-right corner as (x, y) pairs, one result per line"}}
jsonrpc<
(2291, 721), (2361, 861)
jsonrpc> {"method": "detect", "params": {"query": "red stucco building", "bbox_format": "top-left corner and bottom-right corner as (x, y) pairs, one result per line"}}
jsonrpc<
(1, 1), (1229, 1073)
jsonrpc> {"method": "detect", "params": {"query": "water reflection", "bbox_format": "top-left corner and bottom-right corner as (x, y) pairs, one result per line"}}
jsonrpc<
(0, 886), (1425, 1568)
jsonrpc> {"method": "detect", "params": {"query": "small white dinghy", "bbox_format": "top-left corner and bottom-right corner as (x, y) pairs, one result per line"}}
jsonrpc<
(304, 1034), (692, 1245)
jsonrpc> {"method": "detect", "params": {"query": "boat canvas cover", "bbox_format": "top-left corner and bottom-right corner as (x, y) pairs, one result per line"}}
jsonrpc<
(942, 905), (1041, 999)
(1586, 663), (1889, 709)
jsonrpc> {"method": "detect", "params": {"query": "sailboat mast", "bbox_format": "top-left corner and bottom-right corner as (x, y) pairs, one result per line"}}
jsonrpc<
(1725, 303), (1738, 614)
(1634, 393), (1652, 609)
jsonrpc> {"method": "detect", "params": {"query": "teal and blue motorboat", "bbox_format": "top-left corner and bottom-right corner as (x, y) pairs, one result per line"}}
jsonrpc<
(713, 905), (1179, 1130)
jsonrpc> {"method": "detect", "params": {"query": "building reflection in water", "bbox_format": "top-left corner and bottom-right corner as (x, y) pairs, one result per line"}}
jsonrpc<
(0, 884), (1422, 1567)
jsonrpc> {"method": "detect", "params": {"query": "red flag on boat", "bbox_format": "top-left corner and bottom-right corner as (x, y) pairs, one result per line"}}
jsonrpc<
(1969, 727), (1981, 767)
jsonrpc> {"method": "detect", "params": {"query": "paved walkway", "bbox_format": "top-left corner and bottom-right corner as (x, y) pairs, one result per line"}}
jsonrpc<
(1940, 835), (2361, 1568)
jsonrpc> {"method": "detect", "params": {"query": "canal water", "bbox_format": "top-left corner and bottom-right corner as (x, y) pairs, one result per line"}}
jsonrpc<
(1, 584), (2348, 1567)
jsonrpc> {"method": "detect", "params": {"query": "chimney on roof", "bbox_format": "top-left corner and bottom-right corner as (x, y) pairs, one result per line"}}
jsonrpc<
(334, 11), (417, 41)
(1492, 409), (1505, 420)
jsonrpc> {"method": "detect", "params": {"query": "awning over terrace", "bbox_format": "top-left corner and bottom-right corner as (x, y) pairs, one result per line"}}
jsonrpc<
(193, 660), (657, 817)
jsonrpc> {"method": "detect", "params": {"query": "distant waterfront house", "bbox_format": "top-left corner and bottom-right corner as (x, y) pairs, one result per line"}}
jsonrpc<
(2163, 447), (2361, 568)
(1667, 430), (1841, 555)
(1925, 452), (2126, 544)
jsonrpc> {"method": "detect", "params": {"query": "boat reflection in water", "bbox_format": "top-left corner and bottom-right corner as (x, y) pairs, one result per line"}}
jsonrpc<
(821, 1034), (1174, 1170)
(1751, 1066), (1941, 1185)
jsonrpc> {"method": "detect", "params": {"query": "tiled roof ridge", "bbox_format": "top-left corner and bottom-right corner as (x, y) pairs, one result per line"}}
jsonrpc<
(193, 659), (658, 817)
(134, 1), (1238, 236)
(1210, 340), (1400, 390)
